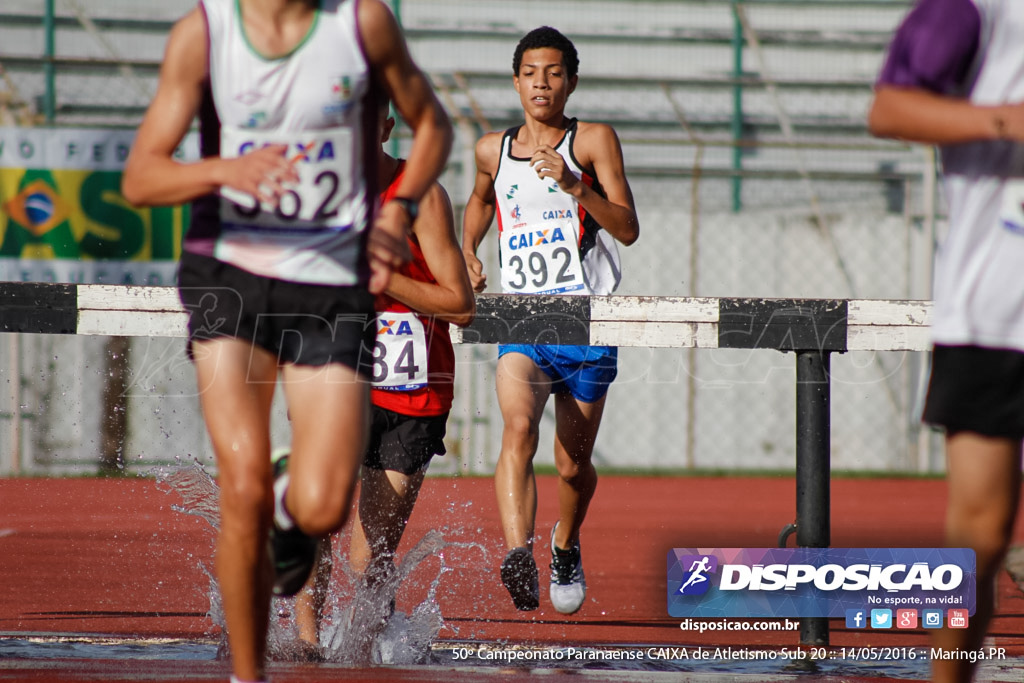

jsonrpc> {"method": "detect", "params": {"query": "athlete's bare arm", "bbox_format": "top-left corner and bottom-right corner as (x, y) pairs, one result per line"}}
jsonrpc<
(358, 0), (451, 291)
(385, 183), (476, 326)
(121, 9), (298, 207)
(360, 0), (450, 203)
(461, 132), (502, 293)
(553, 121), (639, 246)
(868, 85), (1024, 145)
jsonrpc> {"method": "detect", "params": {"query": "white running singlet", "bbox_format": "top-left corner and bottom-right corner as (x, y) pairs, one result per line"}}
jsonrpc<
(190, 0), (378, 286)
(920, 0), (1024, 350)
(492, 119), (621, 296)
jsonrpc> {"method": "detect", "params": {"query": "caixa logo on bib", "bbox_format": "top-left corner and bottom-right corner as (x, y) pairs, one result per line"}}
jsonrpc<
(235, 139), (337, 164)
(666, 548), (976, 619)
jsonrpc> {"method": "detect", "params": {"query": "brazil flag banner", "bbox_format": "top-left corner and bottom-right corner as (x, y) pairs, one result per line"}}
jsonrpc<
(0, 127), (197, 285)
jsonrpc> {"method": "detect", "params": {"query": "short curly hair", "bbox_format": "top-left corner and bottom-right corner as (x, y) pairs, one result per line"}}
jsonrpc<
(512, 26), (579, 79)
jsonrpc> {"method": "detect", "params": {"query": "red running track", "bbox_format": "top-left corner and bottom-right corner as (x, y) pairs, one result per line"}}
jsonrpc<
(1, 474), (1023, 681)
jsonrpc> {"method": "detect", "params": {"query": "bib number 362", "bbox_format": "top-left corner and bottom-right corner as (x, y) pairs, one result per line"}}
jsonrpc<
(218, 127), (355, 232)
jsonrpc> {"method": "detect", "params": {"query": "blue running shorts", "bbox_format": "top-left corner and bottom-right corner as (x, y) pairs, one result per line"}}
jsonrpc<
(498, 344), (618, 403)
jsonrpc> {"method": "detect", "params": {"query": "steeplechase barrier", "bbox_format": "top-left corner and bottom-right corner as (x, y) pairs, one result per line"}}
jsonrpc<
(0, 282), (932, 645)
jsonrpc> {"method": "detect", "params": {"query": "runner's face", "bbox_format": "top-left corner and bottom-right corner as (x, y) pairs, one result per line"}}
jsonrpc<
(514, 48), (576, 121)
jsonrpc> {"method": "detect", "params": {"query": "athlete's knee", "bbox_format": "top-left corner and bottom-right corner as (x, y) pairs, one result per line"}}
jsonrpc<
(287, 475), (357, 536)
(948, 507), (1015, 576)
(502, 412), (541, 448)
(555, 455), (595, 485)
(290, 498), (352, 536)
(219, 471), (272, 531)
(962, 527), (1013, 577)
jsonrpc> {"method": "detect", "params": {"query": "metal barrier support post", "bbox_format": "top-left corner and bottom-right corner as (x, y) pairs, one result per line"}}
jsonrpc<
(796, 349), (831, 645)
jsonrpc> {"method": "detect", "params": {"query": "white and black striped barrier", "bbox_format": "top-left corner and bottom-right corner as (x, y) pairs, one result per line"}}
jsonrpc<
(0, 282), (933, 645)
(0, 282), (931, 351)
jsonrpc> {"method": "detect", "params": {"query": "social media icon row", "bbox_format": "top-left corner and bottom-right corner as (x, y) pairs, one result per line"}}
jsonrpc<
(845, 609), (968, 630)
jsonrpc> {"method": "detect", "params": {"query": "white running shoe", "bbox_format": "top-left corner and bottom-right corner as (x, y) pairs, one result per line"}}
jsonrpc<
(549, 523), (586, 614)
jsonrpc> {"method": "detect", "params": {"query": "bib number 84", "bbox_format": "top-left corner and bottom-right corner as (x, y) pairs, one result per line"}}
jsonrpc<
(371, 312), (429, 391)
(371, 339), (421, 383)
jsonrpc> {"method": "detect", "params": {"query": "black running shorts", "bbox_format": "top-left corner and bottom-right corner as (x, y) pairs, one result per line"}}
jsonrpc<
(364, 405), (448, 475)
(177, 251), (375, 372)
(922, 344), (1024, 439)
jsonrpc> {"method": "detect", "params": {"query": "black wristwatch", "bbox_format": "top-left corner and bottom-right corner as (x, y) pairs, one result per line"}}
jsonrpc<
(390, 196), (419, 222)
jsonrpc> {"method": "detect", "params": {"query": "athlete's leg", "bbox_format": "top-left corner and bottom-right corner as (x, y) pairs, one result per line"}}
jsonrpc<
(193, 338), (278, 683)
(932, 432), (1021, 683)
(278, 363), (370, 536)
(295, 537), (333, 649)
(551, 392), (607, 550)
(494, 352), (553, 550)
(350, 466), (427, 580)
(284, 365), (370, 648)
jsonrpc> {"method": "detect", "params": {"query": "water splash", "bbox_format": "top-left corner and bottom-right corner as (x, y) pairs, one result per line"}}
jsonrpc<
(317, 529), (450, 665)
(150, 460), (472, 666)
(151, 460), (220, 531)
(151, 460), (224, 647)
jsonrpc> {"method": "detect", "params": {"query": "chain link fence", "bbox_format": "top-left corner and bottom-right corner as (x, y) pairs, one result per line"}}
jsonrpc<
(0, 0), (945, 476)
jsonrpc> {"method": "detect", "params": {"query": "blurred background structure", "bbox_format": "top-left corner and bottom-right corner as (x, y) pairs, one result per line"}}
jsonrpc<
(0, 1), (943, 476)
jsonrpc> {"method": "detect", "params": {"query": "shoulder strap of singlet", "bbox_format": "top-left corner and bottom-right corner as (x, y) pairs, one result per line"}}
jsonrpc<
(562, 117), (587, 174)
(495, 126), (521, 177)
(503, 126), (522, 154)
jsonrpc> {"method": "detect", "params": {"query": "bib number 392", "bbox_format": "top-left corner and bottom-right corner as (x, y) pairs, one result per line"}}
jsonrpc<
(500, 224), (585, 294)
(371, 312), (428, 391)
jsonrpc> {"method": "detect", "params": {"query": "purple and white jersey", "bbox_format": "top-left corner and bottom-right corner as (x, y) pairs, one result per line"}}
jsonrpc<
(879, 0), (1024, 351)
(187, 0), (380, 286)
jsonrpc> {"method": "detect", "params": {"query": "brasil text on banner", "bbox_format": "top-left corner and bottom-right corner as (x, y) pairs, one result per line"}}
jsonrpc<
(667, 548), (976, 618)
(0, 127), (198, 285)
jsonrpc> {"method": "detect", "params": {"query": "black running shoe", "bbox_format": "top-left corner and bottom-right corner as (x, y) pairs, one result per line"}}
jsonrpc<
(500, 546), (539, 611)
(270, 524), (320, 597)
(269, 449), (319, 597)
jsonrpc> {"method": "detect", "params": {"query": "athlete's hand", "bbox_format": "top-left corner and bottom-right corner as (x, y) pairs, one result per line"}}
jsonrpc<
(530, 145), (578, 194)
(368, 201), (413, 295)
(221, 144), (300, 206)
(463, 250), (487, 292)
(993, 102), (1024, 141)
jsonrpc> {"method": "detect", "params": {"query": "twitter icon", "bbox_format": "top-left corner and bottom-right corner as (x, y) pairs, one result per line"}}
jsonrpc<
(870, 609), (893, 629)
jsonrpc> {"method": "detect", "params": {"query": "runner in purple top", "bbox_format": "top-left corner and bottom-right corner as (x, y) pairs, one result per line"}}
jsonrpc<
(871, 2), (1024, 681)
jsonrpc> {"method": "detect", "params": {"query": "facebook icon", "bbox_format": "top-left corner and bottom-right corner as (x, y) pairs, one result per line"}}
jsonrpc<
(845, 609), (866, 629)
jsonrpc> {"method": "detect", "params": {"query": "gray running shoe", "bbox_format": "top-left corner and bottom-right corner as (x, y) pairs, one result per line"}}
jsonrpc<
(549, 523), (586, 614)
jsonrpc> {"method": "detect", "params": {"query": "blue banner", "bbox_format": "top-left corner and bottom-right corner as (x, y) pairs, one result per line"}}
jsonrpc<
(667, 548), (975, 619)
